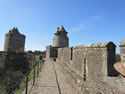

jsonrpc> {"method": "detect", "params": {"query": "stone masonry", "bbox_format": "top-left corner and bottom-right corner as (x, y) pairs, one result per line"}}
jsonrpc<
(57, 42), (125, 93)
(46, 26), (69, 58)
(119, 40), (125, 62)
(46, 26), (125, 93)
(4, 27), (25, 52)
(53, 25), (69, 48)
(46, 45), (57, 58)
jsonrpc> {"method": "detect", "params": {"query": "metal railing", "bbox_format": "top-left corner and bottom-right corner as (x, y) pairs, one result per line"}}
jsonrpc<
(6, 59), (44, 94)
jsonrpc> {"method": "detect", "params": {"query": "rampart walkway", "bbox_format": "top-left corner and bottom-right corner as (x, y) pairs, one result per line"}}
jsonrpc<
(27, 59), (80, 94)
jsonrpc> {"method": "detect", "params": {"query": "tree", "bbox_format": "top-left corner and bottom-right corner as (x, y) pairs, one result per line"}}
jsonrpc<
(115, 53), (121, 62)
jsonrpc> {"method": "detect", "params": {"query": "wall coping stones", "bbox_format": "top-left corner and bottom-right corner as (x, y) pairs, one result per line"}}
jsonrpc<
(73, 41), (116, 49)
(119, 40), (125, 47)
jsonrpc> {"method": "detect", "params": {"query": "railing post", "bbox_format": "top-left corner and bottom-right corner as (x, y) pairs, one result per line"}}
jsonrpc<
(40, 61), (42, 72)
(7, 79), (11, 94)
(25, 76), (29, 94)
(33, 67), (35, 86)
(37, 62), (39, 77)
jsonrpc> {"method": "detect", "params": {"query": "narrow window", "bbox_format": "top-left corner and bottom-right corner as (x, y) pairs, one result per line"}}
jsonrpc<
(83, 58), (86, 81)
(71, 47), (73, 60)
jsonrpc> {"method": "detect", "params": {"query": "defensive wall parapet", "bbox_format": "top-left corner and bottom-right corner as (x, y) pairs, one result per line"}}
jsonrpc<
(56, 41), (124, 94)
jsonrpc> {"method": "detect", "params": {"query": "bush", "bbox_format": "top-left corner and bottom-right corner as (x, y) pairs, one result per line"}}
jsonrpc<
(115, 53), (121, 62)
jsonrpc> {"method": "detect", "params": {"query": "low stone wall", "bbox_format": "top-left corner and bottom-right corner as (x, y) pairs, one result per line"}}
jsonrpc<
(57, 42), (124, 93)
(58, 42), (118, 79)
(46, 45), (58, 58)
(104, 77), (125, 93)
(57, 59), (123, 94)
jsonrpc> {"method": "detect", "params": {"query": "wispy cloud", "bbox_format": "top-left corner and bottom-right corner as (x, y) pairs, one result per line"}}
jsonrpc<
(69, 15), (103, 32)
(87, 16), (103, 24)
(69, 24), (86, 32)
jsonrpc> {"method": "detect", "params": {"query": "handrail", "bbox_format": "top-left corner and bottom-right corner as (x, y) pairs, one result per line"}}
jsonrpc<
(7, 59), (43, 94)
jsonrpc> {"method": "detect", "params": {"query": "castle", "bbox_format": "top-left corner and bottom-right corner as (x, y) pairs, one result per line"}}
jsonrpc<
(46, 26), (69, 58)
(4, 27), (25, 52)
(46, 25), (125, 93)
(0, 27), (26, 70)
(0, 26), (125, 93)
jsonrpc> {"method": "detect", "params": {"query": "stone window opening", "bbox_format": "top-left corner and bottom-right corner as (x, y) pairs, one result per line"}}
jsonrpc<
(83, 58), (87, 81)
(71, 47), (73, 60)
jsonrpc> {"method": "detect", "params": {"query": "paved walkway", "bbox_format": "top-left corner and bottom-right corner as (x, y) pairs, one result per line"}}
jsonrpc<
(28, 59), (80, 94)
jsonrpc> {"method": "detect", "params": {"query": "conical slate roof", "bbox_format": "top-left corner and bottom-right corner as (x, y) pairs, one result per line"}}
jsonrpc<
(58, 25), (67, 32)
(9, 27), (19, 34)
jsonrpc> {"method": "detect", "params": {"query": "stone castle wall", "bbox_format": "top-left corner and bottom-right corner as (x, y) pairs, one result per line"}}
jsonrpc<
(53, 35), (69, 48)
(46, 45), (57, 58)
(58, 42), (118, 79)
(56, 42), (124, 94)
(119, 40), (125, 62)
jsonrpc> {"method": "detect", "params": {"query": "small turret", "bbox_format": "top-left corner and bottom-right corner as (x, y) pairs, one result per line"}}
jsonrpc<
(53, 25), (69, 48)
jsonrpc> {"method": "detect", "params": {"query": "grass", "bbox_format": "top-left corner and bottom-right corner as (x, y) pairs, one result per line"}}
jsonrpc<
(11, 55), (43, 94)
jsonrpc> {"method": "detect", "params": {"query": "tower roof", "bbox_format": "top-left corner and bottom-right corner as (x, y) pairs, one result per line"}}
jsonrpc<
(58, 25), (67, 32)
(9, 27), (19, 34)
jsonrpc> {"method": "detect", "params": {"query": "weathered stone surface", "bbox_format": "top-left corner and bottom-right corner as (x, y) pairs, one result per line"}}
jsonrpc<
(73, 41), (116, 48)
(57, 58), (124, 94)
(46, 45), (57, 58)
(119, 40), (125, 46)
(44, 26), (125, 93)
(56, 41), (124, 93)
(4, 27), (25, 52)
(119, 40), (125, 62)
(58, 42), (118, 78)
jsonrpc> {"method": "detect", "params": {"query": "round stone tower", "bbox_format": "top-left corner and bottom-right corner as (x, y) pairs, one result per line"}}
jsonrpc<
(53, 26), (69, 48)
(4, 27), (25, 52)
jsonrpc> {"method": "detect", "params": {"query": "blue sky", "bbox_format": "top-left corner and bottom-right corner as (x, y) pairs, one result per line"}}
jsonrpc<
(0, 0), (125, 53)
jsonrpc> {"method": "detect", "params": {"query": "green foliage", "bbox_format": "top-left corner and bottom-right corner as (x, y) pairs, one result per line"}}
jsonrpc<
(4, 52), (30, 73)
(27, 50), (46, 56)
(115, 53), (121, 62)
(12, 55), (44, 94)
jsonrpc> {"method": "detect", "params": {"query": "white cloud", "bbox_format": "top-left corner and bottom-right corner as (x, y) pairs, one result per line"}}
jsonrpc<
(69, 24), (86, 32)
(69, 15), (103, 32)
(87, 16), (103, 24)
